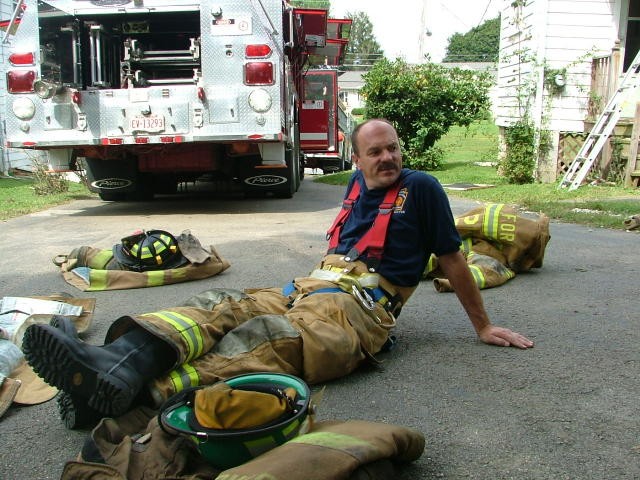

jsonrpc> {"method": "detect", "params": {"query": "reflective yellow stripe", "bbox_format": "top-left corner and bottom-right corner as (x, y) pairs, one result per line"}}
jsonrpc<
(169, 363), (199, 393)
(289, 431), (372, 449)
(87, 269), (109, 291)
(460, 237), (473, 254)
(172, 268), (187, 280)
(425, 255), (437, 275)
(147, 270), (164, 287)
(142, 311), (204, 361)
(281, 418), (301, 439)
(89, 249), (115, 269)
(243, 436), (280, 458)
(482, 203), (504, 240)
(468, 264), (486, 289)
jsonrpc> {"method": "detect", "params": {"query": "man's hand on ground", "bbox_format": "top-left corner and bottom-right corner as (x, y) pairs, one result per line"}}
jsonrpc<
(478, 325), (534, 349)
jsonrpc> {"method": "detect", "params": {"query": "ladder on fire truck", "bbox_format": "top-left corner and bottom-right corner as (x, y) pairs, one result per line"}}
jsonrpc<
(559, 49), (640, 190)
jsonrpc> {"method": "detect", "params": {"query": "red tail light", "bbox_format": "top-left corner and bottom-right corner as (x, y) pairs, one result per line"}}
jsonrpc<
(9, 52), (35, 66)
(245, 44), (272, 58)
(101, 138), (124, 145)
(244, 62), (274, 85)
(7, 70), (36, 93)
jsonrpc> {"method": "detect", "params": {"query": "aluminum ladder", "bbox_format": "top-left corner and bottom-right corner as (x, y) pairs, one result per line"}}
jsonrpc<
(559, 49), (640, 190)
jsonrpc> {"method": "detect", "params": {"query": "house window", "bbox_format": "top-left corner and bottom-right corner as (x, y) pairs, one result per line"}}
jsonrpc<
(624, 2), (640, 70)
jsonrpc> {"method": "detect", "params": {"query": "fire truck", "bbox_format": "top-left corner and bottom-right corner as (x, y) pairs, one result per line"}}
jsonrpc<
(1, 0), (351, 200)
(300, 65), (353, 175)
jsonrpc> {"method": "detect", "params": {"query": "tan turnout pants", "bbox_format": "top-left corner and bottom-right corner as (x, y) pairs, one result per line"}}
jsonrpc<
(106, 270), (400, 404)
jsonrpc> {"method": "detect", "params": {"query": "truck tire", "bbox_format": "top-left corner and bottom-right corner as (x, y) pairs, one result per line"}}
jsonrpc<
(274, 152), (297, 198)
(98, 191), (128, 201)
(274, 125), (301, 198)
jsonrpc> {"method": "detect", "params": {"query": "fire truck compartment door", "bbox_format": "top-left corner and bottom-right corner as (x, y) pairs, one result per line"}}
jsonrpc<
(292, 8), (328, 47)
(209, 93), (239, 124)
(299, 72), (337, 151)
(43, 103), (74, 131)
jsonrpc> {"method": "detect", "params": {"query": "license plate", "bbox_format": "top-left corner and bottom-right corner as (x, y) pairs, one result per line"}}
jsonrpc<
(130, 114), (165, 133)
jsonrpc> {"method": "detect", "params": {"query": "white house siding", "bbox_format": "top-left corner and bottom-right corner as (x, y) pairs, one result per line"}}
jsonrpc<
(496, 0), (620, 134)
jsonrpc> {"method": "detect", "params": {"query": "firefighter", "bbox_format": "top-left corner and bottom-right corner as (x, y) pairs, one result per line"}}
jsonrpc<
(23, 118), (533, 427)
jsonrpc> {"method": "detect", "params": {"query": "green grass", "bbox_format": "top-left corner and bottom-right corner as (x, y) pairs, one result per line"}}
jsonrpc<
(3, 121), (639, 230)
(0, 176), (93, 221)
(317, 120), (640, 230)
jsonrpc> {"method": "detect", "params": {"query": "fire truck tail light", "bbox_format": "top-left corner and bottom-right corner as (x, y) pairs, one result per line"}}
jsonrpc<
(101, 138), (124, 145)
(244, 62), (274, 85)
(161, 136), (184, 143)
(245, 44), (272, 58)
(248, 88), (272, 113)
(9, 52), (35, 66)
(7, 70), (36, 93)
(72, 91), (81, 105)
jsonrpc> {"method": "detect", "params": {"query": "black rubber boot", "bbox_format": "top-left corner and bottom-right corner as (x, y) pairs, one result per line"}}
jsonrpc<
(48, 316), (104, 429)
(23, 321), (175, 417)
(56, 391), (103, 430)
(49, 315), (79, 337)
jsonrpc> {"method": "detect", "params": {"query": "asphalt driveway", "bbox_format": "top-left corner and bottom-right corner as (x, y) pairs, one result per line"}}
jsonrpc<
(1, 178), (638, 479)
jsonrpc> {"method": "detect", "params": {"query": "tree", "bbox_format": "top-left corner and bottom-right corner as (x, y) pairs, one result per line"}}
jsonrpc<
(442, 16), (500, 63)
(361, 58), (492, 170)
(341, 11), (384, 71)
(288, 0), (331, 9)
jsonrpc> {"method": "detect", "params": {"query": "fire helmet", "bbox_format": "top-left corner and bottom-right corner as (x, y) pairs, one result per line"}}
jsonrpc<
(158, 373), (312, 469)
(112, 229), (188, 272)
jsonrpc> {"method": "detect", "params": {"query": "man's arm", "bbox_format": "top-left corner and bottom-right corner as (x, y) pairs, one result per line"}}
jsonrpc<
(437, 250), (534, 349)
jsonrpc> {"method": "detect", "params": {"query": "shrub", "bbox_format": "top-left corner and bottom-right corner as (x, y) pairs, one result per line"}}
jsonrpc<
(499, 120), (535, 184)
(361, 58), (492, 170)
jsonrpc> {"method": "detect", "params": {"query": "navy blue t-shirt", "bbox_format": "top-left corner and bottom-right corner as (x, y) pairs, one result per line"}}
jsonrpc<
(334, 169), (461, 286)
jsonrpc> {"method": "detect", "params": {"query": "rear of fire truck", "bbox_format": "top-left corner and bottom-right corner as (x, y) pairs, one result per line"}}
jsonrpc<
(2, 0), (344, 200)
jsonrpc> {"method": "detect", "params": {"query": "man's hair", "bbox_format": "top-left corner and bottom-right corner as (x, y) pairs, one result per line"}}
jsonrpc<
(351, 118), (396, 156)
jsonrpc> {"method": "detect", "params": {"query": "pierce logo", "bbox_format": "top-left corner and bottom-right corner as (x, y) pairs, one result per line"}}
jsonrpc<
(244, 175), (287, 187)
(92, 178), (133, 190)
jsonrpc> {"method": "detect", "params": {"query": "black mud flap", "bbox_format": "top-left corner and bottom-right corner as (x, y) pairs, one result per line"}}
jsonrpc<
(239, 156), (297, 198)
(84, 157), (149, 201)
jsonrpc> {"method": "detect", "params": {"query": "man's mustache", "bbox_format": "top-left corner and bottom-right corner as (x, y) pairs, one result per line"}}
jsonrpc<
(378, 162), (399, 171)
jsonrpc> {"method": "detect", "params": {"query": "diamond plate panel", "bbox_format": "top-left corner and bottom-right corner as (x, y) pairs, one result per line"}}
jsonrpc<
(200, 0), (284, 135)
(4, 0), (289, 148)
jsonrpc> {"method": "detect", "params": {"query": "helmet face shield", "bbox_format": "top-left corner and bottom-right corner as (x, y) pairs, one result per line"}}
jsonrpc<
(113, 230), (188, 272)
(158, 373), (312, 469)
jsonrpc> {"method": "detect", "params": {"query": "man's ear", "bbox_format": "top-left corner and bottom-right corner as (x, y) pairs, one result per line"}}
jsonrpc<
(352, 153), (359, 169)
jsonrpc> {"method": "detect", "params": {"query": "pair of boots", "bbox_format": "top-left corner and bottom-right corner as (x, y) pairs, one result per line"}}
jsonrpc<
(22, 316), (175, 429)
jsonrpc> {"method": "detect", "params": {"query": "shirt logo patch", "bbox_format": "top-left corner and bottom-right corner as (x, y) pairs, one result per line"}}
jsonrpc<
(394, 188), (408, 213)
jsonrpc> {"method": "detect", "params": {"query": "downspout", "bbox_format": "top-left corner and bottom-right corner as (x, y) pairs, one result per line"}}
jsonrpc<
(531, 0), (549, 177)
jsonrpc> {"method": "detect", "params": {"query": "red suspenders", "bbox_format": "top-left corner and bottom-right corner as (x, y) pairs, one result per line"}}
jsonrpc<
(326, 180), (402, 272)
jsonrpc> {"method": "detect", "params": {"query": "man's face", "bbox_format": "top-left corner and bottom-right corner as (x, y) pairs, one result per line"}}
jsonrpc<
(352, 120), (402, 190)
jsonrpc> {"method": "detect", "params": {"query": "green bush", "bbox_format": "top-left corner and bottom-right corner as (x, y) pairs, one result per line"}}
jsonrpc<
(361, 58), (492, 170)
(350, 107), (365, 116)
(499, 120), (535, 184)
(404, 145), (445, 171)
